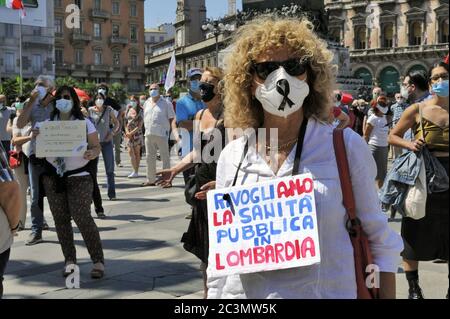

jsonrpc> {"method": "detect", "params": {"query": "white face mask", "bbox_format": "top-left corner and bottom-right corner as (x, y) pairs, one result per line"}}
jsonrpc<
(95, 99), (104, 107)
(140, 99), (146, 105)
(55, 99), (73, 114)
(0, 103), (4, 109)
(400, 86), (409, 100)
(255, 67), (310, 118)
(130, 101), (137, 108)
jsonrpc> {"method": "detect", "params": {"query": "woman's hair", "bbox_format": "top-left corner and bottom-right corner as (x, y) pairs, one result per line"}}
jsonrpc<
(94, 92), (106, 101)
(51, 85), (84, 120)
(223, 17), (335, 129)
(428, 60), (449, 83)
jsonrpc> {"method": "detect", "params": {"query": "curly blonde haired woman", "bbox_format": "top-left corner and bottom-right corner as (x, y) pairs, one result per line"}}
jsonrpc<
(206, 17), (403, 299)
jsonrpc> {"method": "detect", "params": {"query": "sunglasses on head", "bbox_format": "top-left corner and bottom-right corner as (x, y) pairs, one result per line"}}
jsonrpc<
(250, 58), (309, 80)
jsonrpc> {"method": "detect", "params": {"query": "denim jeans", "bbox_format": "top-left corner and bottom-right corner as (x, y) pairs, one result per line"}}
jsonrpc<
(100, 141), (116, 199)
(28, 160), (46, 236)
(0, 248), (10, 299)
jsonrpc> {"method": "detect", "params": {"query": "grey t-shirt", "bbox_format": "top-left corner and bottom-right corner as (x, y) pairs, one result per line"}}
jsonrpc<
(28, 101), (54, 155)
(88, 106), (113, 142)
(0, 107), (14, 141)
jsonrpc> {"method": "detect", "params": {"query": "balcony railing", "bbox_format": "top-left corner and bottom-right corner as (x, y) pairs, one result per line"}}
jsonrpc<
(71, 33), (92, 43)
(124, 66), (144, 74)
(110, 36), (129, 45)
(350, 43), (449, 57)
(90, 9), (110, 20)
(90, 64), (112, 72)
(22, 35), (53, 47)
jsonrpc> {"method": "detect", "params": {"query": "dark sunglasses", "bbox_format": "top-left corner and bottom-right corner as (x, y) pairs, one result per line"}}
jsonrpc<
(251, 58), (309, 80)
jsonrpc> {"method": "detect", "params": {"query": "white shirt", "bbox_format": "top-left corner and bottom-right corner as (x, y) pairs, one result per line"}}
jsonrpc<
(367, 114), (389, 147)
(12, 117), (32, 156)
(46, 119), (96, 177)
(143, 97), (175, 138)
(207, 118), (403, 299)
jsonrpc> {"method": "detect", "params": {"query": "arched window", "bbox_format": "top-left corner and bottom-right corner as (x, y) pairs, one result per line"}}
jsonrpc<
(441, 18), (449, 44)
(379, 66), (400, 95)
(355, 27), (366, 49)
(383, 24), (394, 48)
(410, 21), (422, 45)
(330, 28), (341, 43)
(354, 67), (373, 85)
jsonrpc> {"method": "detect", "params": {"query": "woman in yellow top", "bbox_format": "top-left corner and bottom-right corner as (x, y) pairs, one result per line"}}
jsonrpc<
(389, 60), (449, 299)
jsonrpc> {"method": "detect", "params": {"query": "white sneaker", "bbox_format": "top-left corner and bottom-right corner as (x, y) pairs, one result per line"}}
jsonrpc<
(128, 172), (139, 178)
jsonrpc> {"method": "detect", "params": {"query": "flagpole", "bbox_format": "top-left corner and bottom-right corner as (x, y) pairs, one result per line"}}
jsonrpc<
(19, 9), (23, 95)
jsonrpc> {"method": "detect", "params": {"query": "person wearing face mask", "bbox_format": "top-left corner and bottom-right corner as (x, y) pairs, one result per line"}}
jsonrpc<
(36, 86), (105, 280)
(156, 67), (226, 298)
(400, 71), (431, 105)
(141, 84), (178, 187)
(89, 83), (122, 113)
(362, 86), (382, 134)
(16, 75), (54, 245)
(388, 61), (449, 300)
(205, 17), (402, 300)
(175, 69), (206, 179)
(364, 95), (390, 189)
(390, 93), (409, 159)
(9, 96), (31, 231)
(88, 93), (119, 204)
(125, 104), (144, 178)
(350, 99), (369, 136)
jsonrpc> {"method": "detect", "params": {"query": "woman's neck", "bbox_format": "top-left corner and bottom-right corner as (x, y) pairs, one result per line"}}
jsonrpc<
(436, 95), (449, 111)
(206, 99), (223, 118)
(60, 112), (71, 121)
(263, 110), (303, 144)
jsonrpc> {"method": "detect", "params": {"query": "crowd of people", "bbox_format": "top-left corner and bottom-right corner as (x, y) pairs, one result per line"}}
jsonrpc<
(0, 15), (448, 300)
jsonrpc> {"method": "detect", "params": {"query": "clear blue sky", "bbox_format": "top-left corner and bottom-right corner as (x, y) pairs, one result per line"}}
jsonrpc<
(145, 0), (243, 28)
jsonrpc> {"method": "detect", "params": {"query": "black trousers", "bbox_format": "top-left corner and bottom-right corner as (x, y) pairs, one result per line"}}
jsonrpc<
(0, 248), (11, 299)
(91, 157), (104, 213)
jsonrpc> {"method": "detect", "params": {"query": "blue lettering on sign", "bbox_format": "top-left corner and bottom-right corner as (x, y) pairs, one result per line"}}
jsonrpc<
(299, 195), (313, 214)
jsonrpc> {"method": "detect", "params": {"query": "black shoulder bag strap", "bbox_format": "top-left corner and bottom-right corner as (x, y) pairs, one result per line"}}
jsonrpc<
(292, 117), (309, 176)
(224, 117), (308, 213)
(95, 106), (108, 126)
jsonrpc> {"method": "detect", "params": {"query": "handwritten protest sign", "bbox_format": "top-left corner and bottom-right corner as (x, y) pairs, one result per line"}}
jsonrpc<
(207, 173), (320, 278)
(36, 121), (87, 158)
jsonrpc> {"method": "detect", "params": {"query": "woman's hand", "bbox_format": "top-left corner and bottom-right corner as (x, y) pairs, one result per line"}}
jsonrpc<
(30, 128), (40, 139)
(155, 168), (177, 188)
(195, 181), (216, 200)
(407, 138), (426, 152)
(83, 150), (98, 160)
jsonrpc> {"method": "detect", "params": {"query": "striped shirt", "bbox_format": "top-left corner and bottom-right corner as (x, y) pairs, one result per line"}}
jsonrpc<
(0, 143), (15, 183)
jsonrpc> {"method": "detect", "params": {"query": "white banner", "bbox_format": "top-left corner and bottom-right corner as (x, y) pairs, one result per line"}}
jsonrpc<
(36, 121), (87, 158)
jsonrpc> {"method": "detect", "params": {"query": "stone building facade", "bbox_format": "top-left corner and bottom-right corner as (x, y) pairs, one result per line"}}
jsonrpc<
(0, 0), (55, 83)
(54, 0), (146, 93)
(325, 0), (449, 95)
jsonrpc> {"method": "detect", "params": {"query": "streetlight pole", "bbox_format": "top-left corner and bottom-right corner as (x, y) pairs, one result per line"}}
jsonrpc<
(202, 19), (233, 67)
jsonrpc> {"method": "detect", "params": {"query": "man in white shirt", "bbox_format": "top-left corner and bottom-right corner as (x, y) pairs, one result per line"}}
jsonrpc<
(141, 83), (178, 187)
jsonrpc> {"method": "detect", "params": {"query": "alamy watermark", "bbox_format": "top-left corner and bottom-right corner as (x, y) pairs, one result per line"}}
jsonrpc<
(65, 264), (80, 289)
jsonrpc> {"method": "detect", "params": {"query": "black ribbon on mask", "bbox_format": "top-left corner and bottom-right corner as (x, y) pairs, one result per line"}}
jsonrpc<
(276, 79), (295, 111)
